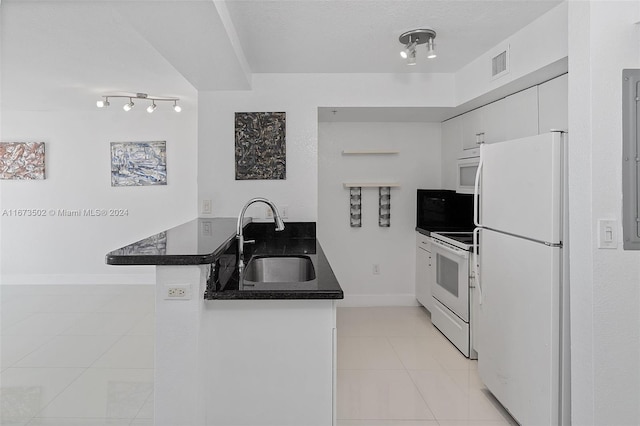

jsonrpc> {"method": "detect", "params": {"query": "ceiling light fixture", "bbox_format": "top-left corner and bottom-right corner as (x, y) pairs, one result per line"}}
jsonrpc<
(96, 92), (182, 113)
(398, 29), (436, 65)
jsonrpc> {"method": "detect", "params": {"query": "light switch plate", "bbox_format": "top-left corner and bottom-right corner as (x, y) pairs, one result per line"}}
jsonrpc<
(202, 199), (212, 215)
(597, 219), (618, 249)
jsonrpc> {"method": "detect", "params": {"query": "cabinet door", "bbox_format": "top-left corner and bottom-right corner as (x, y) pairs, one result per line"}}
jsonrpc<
(538, 74), (568, 133)
(483, 98), (507, 144)
(415, 235), (433, 311)
(503, 86), (539, 141)
(441, 116), (463, 190)
(461, 107), (484, 151)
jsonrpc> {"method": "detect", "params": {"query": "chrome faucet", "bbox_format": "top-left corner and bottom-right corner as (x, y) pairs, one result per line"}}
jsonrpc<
(236, 198), (285, 270)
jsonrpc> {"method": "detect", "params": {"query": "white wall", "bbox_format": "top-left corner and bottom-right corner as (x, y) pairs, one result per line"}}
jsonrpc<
(0, 109), (198, 284)
(455, 2), (568, 105)
(568, 1), (640, 424)
(197, 73), (454, 222)
(0, 1), (199, 285)
(318, 122), (441, 306)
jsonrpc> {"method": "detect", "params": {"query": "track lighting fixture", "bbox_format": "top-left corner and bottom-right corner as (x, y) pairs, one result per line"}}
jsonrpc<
(96, 93), (182, 113)
(398, 29), (436, 65)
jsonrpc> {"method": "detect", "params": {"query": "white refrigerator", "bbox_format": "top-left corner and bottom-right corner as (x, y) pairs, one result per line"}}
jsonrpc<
(474, 131), (569, 426)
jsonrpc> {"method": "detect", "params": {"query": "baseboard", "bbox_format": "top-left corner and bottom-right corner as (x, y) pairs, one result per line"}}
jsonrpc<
(337, 293), (420, 307)
(0, 273), (155, 285)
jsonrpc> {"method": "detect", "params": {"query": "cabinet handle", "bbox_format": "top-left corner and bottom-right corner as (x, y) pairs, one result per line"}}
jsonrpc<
(475, 132), (485, 144)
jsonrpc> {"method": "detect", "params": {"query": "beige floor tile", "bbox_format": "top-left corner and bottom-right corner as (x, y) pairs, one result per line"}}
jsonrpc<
(1, 334), (55, 370)
(14, 335), (120, 368)
(337, 421), (438, 426)
(37, 368), (153, 419)
(92, 335), (154, 369)
(408, 370), (509, 422)
(61, 312), (146, 336)
(388, 336), (448, 371)
(338, 369), (435, 420)
(2, 313), (85, 337)
(338, 337), (405, 370)
(0, 367), (84, 420)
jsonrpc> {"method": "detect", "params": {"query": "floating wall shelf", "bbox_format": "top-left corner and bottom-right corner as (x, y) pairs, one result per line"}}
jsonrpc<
(341, 150), (399, 155)
(343, 183), (400, 188)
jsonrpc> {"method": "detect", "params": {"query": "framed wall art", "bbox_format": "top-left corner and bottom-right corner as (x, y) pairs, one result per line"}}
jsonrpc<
(235, 112), (286, 180)
(0, 142), (46, 180)
(110, 141), (167, 187)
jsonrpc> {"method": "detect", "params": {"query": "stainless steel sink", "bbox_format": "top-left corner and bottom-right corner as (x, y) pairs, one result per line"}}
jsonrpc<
(243, 255), (316, 283)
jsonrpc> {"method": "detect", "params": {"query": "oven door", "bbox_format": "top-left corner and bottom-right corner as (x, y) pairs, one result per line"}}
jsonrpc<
(430, 238), (470, 322)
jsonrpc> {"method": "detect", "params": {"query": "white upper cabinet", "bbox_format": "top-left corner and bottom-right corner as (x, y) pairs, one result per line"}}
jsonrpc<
(502, 86), (539, 141)
(441, 115), (463, 190)
(483, 98), (507, 144)
(461, 107), (484, 151)
(441, 75), (567, 189)
(538, 74), (568, 133)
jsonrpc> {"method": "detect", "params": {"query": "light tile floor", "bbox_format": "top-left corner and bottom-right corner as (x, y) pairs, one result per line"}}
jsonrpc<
(1, 286), (514, 426)
(1, 285), (154, 426)
(336, 306), (516, 426)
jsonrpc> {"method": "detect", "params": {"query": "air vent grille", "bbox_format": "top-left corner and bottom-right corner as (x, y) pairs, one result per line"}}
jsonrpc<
(492, 50), (508, 77)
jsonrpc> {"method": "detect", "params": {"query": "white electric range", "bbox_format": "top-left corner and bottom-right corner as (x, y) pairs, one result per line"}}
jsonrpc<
(429, 231), (478, 359)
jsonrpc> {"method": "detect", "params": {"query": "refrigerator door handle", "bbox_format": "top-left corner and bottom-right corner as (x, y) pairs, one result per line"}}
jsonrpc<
(473, 146), (484, 228)
(473, 227), (482, 304)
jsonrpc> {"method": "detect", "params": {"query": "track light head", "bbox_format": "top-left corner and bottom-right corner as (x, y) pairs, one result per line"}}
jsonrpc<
(426, 38), (437, 59)
(96, 98), (110, 108)
(400, 41), (417, 60)
(147, 102), (157, 113)
(173, 101), (182, 113)
(123, 99), (134, 112)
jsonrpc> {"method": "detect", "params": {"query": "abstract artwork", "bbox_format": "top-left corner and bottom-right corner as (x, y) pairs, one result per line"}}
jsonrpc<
(235, 112), (286, 180)
(0, 142), (45, 180)
(379, 186), (391, 227)
(111, 141), (167, 187)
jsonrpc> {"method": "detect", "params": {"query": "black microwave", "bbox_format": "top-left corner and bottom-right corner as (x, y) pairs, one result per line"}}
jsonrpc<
(416, 189), (474, 234)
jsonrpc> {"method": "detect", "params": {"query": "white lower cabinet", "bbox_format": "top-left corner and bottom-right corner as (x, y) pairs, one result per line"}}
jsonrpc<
(202, 299), (336, 426)
(415, 233), (434, 311)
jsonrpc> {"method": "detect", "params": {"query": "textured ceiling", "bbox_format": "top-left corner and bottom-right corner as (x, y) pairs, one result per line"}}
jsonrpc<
(1, 0), (564, 109)
(225, 0), (563, 73)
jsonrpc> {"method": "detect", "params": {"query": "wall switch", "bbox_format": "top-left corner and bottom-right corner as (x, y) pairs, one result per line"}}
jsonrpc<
(373, 264), (380, 275)
(164, 284), (191, 300)
(202, 199), (212, 215)
(597, 219), (618, 249)
(281, 205), (289, 219)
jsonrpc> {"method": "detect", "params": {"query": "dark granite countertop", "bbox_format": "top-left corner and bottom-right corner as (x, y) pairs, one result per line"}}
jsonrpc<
(106, 218), (247, 266)
(206, 222), (342, 300)
(106, 218), (343, 300)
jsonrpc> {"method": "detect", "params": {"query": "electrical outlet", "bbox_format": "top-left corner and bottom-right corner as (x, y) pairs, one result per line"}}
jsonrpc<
(266, 207), (274, 218)
(373, 264), (380, 275)
(164, 284), (191, 300)
(280, 205), (289, 219)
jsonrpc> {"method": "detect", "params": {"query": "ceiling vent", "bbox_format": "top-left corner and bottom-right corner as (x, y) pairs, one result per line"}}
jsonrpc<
(491, 44), (510, 80)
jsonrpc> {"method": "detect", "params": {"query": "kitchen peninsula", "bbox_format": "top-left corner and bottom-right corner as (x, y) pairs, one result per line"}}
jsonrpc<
(106, 217), (343, 426)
